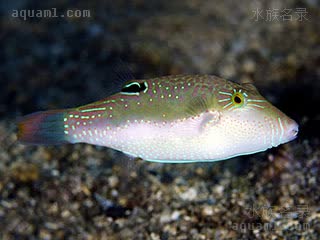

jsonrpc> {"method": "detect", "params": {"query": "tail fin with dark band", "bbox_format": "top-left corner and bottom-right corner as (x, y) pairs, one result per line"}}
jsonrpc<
(17, 110), (69, 145)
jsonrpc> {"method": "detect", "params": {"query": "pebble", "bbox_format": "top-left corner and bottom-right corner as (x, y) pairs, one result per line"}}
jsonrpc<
(108, 176), (119, 188)
(179, 187), (197, 201)
(150, 232), (160, 240)
(171, 210), (180, 221)
(160, 212), (171, 223)
(202, 205), (214, 216)
(213, 185), (224, 197)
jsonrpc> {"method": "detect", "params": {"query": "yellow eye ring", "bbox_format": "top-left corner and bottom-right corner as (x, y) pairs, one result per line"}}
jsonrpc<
(232, 91), (245, 107)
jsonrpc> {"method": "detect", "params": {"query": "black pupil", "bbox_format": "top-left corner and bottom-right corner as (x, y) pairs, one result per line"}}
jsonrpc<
(234, 95), (242, 104)
(121, 82), (146, 93)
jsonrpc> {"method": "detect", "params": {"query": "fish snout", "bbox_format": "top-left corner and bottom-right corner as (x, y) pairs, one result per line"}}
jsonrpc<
(284, 118), (299, 142)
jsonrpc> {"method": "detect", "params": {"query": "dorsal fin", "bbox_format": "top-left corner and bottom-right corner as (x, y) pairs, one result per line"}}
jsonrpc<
(103, 59), (136, 96)
(113, 59), (135, 85)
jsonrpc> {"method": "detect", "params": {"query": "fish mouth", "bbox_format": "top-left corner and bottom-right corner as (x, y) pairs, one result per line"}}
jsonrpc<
(286, 120), (299, 142)
(289, 127), (299, 140)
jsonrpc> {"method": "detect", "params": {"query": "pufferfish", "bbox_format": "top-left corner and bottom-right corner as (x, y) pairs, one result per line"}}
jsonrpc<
(17, 75), (298, 163)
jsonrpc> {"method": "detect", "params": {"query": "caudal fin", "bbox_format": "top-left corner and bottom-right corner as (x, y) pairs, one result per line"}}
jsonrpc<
(17, 110), (69, 145)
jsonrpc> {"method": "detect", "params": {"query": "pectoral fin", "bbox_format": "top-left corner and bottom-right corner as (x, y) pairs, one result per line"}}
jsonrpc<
(200, 110), (221, 131)
(185, 96), (210, 117)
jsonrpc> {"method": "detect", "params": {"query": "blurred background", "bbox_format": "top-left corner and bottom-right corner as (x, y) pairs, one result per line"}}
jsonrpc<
(0, 0), (319, 239)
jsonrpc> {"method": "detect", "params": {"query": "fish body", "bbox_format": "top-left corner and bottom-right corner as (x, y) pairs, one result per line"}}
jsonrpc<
(18, 75), (298, 163)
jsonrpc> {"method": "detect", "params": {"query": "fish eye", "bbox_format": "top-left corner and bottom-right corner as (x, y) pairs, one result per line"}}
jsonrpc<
(234, 95), (242, 104)
(232, 91), (245, 107)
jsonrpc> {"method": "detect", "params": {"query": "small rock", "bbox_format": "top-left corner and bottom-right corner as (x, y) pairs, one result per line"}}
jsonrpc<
(202, 205), (214, 216)
(150, 232), (160, 240)
(108, 176), (119, 188)
(213, 185), (224, 197)
(179, 187), (197, 201)
(10, 162), (39, 183)
(171, 210), (180, 221)
(39, 229), (52, 240)
(160, 212), (171, 224)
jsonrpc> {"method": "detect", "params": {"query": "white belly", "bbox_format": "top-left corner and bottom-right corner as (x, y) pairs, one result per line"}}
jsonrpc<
(104, 117), (229, 162)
